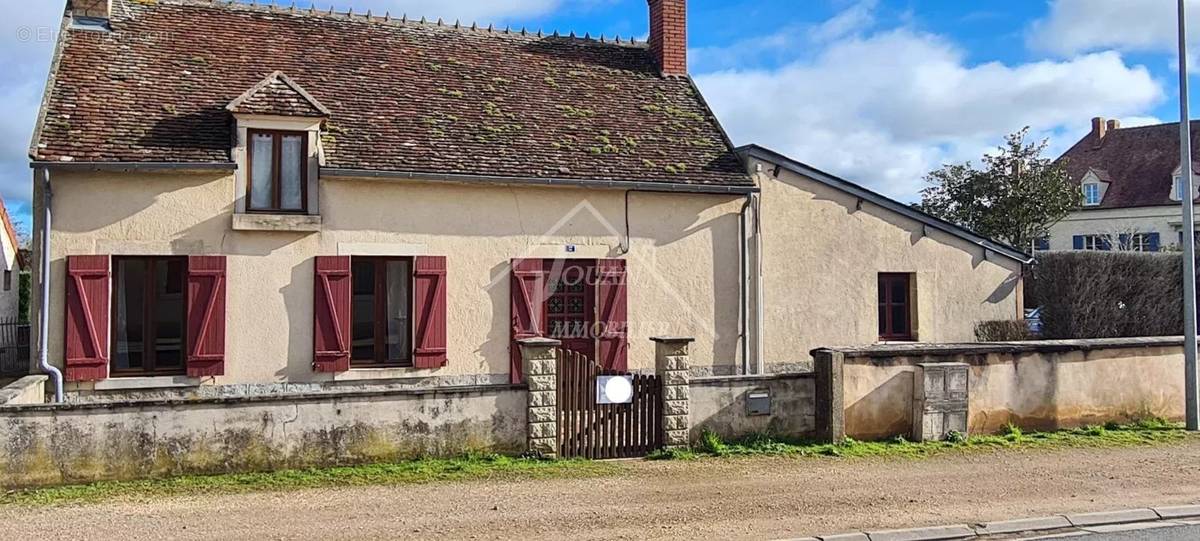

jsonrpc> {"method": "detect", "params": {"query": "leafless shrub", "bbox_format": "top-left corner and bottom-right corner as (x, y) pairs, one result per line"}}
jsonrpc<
(975, 320), (1033, 341)
(1027, 251), (1183, 339)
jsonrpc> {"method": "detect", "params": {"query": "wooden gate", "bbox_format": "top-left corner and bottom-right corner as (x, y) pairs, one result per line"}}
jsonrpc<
(556, 348), (662, 459)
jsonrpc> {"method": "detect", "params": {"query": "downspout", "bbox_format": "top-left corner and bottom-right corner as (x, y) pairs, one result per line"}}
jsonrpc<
(753, 193), (764, 375)
(739, 195), (752, 375)
(38, 167), (64, 403)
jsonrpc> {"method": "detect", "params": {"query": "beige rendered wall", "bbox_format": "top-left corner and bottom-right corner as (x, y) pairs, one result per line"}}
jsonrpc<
(748, 158), (1025, 367)
(35, 170), (745, 387)
(837, 341), (1184, 441)
(1047, 205), (1185, 251)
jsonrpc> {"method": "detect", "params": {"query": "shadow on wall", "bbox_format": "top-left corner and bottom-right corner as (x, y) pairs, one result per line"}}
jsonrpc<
(845, 371), (913, 441)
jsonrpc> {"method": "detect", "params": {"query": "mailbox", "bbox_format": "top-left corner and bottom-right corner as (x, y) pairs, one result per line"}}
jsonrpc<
(747, 389), (771, 416)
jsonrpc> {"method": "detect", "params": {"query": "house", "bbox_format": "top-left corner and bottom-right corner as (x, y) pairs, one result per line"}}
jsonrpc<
(26, 0), (1027, 399)
(1046, 117), (1200, 252)
(0, 198), (23, 321)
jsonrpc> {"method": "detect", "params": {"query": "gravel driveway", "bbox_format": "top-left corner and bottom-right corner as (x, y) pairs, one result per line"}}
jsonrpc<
(4, 441), (1200, 540)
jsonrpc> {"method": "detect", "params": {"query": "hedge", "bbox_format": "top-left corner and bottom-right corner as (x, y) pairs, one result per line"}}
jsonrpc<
(1026, 251), (1184, 339)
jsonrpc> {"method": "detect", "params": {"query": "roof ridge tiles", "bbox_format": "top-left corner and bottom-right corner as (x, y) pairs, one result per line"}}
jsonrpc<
(150, 0), (647, 49)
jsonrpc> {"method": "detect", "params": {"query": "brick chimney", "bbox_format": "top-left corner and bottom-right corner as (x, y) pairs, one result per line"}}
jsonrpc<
(1091, 117), (1108, 149)
(1107, 119), (1121, 131)
(648, 0), (687, 76)
(71, 0), (111, 19)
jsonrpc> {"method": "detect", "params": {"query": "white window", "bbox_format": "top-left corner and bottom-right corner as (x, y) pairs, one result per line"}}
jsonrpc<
(1125, 233), (1150, 252)
(1082, 235), (1106, 251)
(1177, 176), (1189, 202)
(1082, 183), (1101, 206)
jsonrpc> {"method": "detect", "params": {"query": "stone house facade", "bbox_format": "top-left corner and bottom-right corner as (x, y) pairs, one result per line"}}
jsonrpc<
(27, 0), (1028, 402)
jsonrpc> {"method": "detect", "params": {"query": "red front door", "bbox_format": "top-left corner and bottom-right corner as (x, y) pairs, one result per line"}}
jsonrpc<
(546, 260), (596, 359)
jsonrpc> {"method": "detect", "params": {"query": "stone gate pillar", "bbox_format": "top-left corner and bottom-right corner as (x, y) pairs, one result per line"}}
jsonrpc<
(652, 336), (694, 450)
(518, 337), (561, 458)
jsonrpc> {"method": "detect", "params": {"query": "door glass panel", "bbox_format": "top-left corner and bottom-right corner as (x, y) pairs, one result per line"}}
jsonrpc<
(280, 135), (304, 211)
(891, 279), (907, 305)
(114, 259), (146, 371)
(890, 305), (908, 337)
(385, 260), (411, 364)
(351, 259), (377, 361)
(250, 133), (275, 210)
(152, 258), (185, 368)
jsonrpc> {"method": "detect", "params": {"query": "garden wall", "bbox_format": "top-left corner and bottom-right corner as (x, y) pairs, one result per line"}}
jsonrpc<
(813, 337), (1184, 441)
(689, 373), (815, 442)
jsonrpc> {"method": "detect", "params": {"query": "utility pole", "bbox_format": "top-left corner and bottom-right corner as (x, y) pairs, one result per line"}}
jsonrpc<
(1178, 0), (1199, 431)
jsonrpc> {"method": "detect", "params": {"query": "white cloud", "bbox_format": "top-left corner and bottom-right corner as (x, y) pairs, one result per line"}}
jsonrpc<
(1027, 0), (1200, 57)
(696, 16), (1164, 202)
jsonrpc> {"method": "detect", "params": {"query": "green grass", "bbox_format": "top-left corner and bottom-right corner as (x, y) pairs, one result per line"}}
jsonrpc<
(647, 419), (1192, 461)
(0, 454), (619, 508)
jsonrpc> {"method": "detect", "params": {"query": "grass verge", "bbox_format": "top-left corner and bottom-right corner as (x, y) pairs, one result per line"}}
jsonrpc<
(0, 454), (619, 508)
(648, 418), (1193, 460)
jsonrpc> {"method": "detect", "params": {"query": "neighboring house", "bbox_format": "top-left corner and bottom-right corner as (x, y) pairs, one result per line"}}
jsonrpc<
(1046, 117), (1200, 252)
(27, 0), (1027, 396)
(0, 197), (24, 321)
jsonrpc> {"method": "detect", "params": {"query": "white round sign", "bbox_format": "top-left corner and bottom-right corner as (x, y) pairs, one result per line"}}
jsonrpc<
(603, 376), (634, 404)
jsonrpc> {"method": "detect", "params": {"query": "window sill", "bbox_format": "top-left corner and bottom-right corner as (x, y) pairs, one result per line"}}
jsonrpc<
(333, 366), (426, 382)
(94, 375), (201, 391)
(232, 213), (322, 232)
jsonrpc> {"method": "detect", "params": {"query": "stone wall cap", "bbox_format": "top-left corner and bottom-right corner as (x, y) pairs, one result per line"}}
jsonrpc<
(517, 337), (563, 346)
(651, 336), (695, 344)
(811, 336), (1184, 359)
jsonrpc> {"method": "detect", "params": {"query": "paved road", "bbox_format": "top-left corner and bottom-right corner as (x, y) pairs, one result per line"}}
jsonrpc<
(4, 441), (1200, 540)
(1028, 523), (1200, 540)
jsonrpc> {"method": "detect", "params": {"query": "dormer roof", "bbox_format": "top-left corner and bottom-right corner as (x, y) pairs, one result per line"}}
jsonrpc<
(226, 71), (331, 118)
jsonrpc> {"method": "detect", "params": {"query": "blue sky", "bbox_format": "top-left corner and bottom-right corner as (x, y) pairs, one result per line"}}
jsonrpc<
(1, 0), (1196, 237)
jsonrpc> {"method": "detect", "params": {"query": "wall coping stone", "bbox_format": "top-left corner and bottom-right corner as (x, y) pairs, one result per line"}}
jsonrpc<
(650, 336), (696, 344)
(517, 337), (563, 347)
(690, 373), (814, 386)
(0, 382), (525, 413)
(0, 375), (48, 405)
(813, 336), (1184, 360)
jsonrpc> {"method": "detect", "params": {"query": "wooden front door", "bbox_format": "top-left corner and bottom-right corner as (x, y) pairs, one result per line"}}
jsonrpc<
(546, 261), (596, 359)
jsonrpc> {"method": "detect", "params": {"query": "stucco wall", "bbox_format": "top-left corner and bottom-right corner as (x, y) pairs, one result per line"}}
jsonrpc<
(0, 384), (525, 488)
(689, 373), (815, 442)
(1047, 205), (1184, 251)
(748, 158), (1025, 368)
(35, 170), (744, 387)
(830, 338), (1184, 441)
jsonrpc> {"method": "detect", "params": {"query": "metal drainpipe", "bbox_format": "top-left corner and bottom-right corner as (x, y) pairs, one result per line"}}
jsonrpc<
(753, 193), (764, 375)
(38, 167), (64, 403)
(739, 195), (752, 375)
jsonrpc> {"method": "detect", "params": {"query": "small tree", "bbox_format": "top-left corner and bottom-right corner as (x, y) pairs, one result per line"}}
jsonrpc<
(917, 128), (1078, 250)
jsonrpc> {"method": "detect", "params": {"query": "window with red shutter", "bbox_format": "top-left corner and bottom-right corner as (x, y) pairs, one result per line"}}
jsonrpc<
(595, 259), (628, 372)
(65, 255), (111, 381)
(510, 259), (548, 383)
(186, 256), (226, 377)
(314, 256), (352, 372)
(112, 256), (189, 377)
(412, 256), (448, 369)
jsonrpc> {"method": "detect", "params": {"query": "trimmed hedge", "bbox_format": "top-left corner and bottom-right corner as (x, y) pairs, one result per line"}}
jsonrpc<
(1026, 251), (1183, 339)
(975, 320), (1033, 341)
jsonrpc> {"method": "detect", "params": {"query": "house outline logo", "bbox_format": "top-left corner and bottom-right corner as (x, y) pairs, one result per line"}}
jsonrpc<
(485, 198), (723, 344)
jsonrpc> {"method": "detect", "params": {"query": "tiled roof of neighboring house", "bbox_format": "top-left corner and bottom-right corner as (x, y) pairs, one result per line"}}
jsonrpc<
(1058, 120), (1200, 209)
(31, 0), (752, 188)
(736, 144), (1032, 264)
(0, 197), (24, 271)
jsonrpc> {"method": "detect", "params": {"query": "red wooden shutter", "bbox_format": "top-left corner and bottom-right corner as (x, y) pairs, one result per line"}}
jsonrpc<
(64, 255), (110, 381)
(412, 256), (448, 369)
(186, 256), (227, 377)
(596, 259), (628, 372)
(510, 258), (548, 383)
(313, 256), (351, 373)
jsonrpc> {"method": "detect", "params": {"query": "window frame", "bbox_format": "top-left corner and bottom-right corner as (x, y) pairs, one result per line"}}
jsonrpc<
(1081, 235), (1107, 251)
(350, 256), (415, 368)
(110, 255), (189, 377)
(1082, 183), (1101, 206)
(246, 129), (309, 215)
(878, 273), (915, 342)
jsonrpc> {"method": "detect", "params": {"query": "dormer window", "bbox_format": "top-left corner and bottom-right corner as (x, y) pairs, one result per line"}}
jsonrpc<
(248, 130), (308, 213)
(1082, 183), (1101, 206)
(1176, 175), (1188, 202)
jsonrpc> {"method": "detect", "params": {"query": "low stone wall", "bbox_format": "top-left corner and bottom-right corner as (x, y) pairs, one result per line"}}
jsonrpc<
(0, 384), (525, 488)
(689, 373), (815, 442)
(0, 376), (47, 406)
(813, 337), (1184, 441)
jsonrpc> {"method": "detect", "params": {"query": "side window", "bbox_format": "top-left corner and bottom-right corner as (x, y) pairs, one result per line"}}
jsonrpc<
(878, 273), (914, 341)
(247, 129), (307, 213)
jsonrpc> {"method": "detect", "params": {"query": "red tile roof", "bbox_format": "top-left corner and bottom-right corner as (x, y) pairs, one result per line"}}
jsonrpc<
(32, 0), (752, 188)
(1058, 121), (1200, 208)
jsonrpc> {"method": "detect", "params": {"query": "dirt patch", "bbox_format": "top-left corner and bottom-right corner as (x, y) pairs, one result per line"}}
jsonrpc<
(3, 441), (1200, 540)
